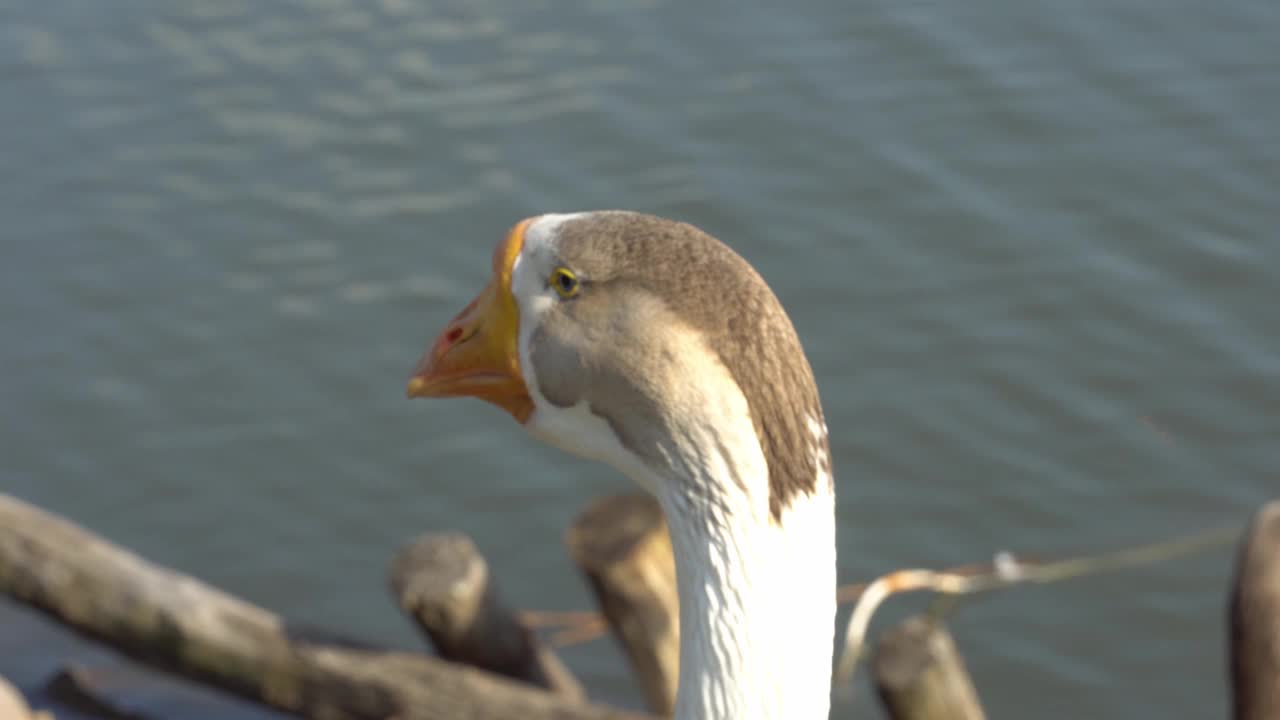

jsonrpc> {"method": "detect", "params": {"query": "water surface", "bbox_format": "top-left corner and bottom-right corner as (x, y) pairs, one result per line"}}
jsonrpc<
(1, 1), (1277, 717)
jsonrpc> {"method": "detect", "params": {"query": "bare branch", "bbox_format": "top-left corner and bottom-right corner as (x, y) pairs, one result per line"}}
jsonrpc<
(834, 524), (1240, 686)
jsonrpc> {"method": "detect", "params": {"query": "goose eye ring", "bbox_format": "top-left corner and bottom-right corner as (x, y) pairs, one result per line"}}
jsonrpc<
(550, 267), (580, 298)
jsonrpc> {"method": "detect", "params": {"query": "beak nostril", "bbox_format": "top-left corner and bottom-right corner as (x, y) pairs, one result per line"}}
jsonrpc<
(446, 327), (463, 344)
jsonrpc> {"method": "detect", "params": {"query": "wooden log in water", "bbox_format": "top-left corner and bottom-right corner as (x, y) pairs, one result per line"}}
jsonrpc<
(389, 532), (584, 700)
(1229, 499), (1280, 720)
(0, 492), (653, 720)
(565, 494), (679, 716)
(873, 615), (986, 720)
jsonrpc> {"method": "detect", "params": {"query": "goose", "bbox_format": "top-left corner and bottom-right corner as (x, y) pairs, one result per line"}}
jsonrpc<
(408, 211), (836, 719)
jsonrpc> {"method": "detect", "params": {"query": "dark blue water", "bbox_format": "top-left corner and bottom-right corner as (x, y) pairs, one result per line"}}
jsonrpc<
(2, 0), (1277, 717)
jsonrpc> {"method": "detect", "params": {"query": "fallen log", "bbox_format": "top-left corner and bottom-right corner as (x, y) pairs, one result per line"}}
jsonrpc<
(873, 615), (986, 720)
(1229, 500), (1280, 720)
(0, 493), (653, 720)
(390, 532), (584, 699)
(565, 494), (679, 716)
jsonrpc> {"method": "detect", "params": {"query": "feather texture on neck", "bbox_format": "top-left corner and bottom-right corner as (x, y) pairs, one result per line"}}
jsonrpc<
(654, 410), (836, 720)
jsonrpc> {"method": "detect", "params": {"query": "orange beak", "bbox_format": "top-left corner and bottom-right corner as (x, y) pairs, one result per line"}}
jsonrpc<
(406, 219), (535, 423)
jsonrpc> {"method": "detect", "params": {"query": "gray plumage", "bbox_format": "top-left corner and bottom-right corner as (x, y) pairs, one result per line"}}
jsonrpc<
(527, 211), (831, 520)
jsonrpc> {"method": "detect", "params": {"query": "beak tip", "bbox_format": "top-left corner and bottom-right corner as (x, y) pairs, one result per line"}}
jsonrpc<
(406, 376), (428, 398)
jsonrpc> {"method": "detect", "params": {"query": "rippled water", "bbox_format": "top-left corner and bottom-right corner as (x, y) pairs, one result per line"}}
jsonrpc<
(2, 1), (1277, 717)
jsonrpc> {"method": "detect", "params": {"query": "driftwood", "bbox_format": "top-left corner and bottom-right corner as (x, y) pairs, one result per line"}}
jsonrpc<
(873, 616), (986, 720)
(390, 532), (584, 699)
(565, 494), (679, 716)
(1230, 500), (1280, 720)
(0, 493), (652, 720)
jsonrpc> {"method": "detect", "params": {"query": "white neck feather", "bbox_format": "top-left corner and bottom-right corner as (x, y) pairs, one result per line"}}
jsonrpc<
(528, 383), (838, 719)
(524, 374), (836, 719)
(657, 465), (835, 720)
(641, 364), (835, 720)
(523, 367), (836, 718)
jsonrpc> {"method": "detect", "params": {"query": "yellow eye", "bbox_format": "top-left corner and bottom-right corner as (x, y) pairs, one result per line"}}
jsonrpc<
(550, 267), (580, 298)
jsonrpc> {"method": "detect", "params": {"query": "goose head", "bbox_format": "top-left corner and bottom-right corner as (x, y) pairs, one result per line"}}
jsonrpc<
(409, 211), (836, 719)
